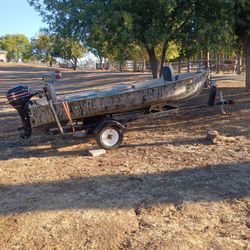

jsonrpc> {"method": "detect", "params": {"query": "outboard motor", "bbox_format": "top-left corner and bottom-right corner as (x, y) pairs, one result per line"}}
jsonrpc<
(6, 85), (33, 139)
(6, 71), (61, 139)
(7, 85), (31, 107)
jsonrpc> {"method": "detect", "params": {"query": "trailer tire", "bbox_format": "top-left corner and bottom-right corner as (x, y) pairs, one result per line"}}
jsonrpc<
(96, 126), (123, 150)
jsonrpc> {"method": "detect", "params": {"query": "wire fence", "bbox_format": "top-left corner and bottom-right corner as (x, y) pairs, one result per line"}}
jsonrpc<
(99, 59), (245, 75)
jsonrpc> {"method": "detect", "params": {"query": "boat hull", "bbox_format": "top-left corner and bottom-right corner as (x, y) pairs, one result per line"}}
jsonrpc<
(29, 71), (208, 127)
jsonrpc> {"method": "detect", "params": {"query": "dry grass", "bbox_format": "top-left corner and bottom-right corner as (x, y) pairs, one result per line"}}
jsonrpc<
(0, 64), (249, 249)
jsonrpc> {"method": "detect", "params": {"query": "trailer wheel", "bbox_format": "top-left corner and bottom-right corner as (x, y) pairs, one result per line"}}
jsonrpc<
(96, 126), (123, 150)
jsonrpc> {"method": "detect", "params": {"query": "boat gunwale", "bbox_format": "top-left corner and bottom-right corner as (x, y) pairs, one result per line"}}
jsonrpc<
(35, 71), (208, 107)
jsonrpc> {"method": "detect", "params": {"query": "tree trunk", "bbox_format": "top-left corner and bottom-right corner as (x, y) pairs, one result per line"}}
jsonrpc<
(73, 58), (77, 70)
(187, 58), (190, 72)
(246, 40), (250, 89)
(236, 47), (242, 74)
(119, 61), (123, 72)
(203, 48), (210, 69)
(133, 61), (137, 72)
(178, 57), (182, 74)
(216, 52), (220, 74)
(146, 47), (158, 79)
(159, 41), (168, 78)
(141, 60), (145, 72)
(99, 56), (104, 70)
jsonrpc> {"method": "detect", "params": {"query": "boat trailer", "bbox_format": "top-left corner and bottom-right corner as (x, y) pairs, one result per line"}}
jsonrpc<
(6, 73), (234, 150)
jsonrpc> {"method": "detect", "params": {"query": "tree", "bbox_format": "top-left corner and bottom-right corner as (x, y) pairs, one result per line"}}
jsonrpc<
(116, 0), (195, 78)
(194, 0), (235, 68)
(129, 44), (148, 72)
(173, 0), (235, 73)
(232, 0), (250, 88)
(28, 0), (195, 79)
(29, 0), (243, 80)
(0, 34), (31, 62)
(31, 33), (56, 66)
(53, 37), (86, 70)
(87, 27), (109, 69)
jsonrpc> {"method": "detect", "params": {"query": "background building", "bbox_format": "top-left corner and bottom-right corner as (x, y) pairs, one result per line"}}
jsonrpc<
(0, 51), (8, 62)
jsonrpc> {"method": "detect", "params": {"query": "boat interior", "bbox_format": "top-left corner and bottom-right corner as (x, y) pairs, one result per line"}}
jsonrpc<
(34, 66), (201, 105)
(58, 71), (199, 102)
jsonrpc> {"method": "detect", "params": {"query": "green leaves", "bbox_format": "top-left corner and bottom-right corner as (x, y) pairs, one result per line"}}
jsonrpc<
(233, 0), (250, 43)
(27, 0), (249, 81)
(0, 34), (31, 62)
(31, 33), (86, 68)
(31, 33), (56, 65)
(53, 37), (86, 69)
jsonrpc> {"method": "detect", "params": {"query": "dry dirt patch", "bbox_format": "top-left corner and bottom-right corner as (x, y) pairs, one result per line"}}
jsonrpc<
(0, 64), (249, 249)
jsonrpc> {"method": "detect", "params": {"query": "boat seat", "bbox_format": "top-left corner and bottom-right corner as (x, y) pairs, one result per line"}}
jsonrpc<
(162, 65), (179, 81)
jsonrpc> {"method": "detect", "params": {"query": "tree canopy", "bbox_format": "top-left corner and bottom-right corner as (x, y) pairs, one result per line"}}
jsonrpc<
(0, 0), (246, 87)
(28, 0), (241, 78)
(231, 0), (250, 88)
(53, 37), (86, 70)
(0, 34), (31, 62)
(31, 33), (56, 66)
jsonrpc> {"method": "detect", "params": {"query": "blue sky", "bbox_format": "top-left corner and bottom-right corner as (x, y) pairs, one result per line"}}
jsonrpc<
(0, 0), (46, 39)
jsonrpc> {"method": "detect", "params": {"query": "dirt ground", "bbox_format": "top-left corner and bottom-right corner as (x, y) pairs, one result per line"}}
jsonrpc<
(0, 64), (249, 250)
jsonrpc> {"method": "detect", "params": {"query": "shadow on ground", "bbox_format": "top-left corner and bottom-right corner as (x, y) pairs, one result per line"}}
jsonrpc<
(0, 162), (249, 215)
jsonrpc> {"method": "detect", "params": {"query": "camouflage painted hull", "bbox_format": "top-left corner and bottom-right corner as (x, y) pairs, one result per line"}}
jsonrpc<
(29, 71), (208, 127)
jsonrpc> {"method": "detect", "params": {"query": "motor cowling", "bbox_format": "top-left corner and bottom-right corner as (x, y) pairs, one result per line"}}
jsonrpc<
(6, 85), (32, 139)
(6, 85), (31, 108)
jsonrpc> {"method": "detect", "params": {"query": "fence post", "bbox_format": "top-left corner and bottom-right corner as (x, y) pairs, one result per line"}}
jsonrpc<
(198, 61), (201, 72)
